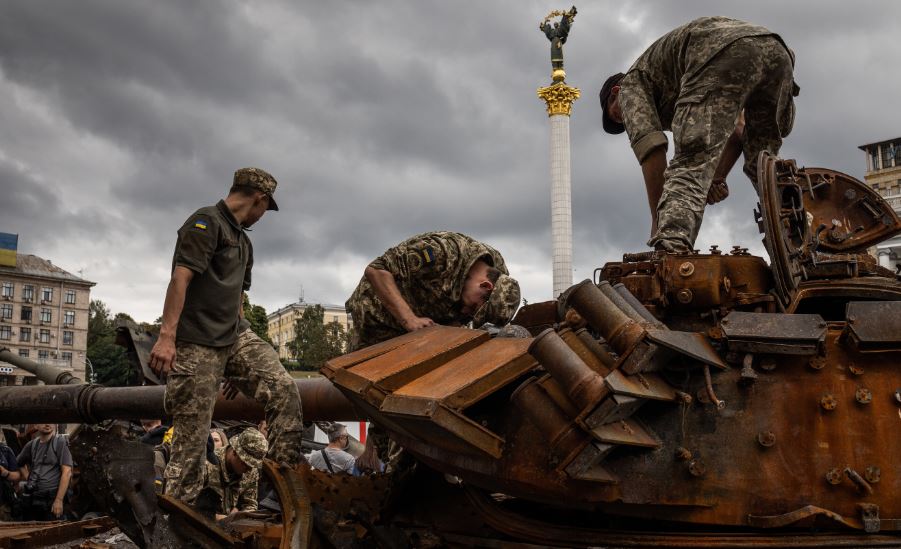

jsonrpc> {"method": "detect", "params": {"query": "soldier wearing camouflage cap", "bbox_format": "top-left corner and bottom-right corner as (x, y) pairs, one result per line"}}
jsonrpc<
(346, 231), (521, 350)
(600, 16), (799, 253)
(149, 167), (305, 507)
(199, 428), (268, 518)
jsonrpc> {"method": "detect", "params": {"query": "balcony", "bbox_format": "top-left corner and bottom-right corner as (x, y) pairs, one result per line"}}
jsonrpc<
(882, 193), (901, 213)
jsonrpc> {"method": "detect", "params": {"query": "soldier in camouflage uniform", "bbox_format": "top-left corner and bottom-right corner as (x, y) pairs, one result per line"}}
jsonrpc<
(198, 428), (267, 519)
(149, 168), (304, 506)
(599, 16), (800, 253)
(345, 231), (522, 350)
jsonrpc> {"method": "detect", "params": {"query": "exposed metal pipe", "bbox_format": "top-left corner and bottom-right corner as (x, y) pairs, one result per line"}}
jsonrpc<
(0, 377), (360, 424)
(528, 328), (607, 411)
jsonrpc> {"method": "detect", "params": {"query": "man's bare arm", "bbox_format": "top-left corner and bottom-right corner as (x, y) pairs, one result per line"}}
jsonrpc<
(149, 266), (195, 375)
(640, 146), (668, 237)
(51, 464), (72, 517)
(364, 266), (434, 331)
(708, 114), (746, 205)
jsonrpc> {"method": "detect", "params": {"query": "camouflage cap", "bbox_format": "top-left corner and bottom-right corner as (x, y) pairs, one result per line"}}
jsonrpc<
(230, 428), (268, 469)
(233, 167), (279, 211)
(473, 274), (521, 328)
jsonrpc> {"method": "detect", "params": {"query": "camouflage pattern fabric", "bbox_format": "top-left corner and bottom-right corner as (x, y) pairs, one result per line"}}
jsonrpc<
(230, 428), (268, 469)
(201, 445), (260, 513)
(163, 329), (304, 504)
(233, 167), (279, 211)
(617, 17), (797, 253)
(345, 231), (512, 350)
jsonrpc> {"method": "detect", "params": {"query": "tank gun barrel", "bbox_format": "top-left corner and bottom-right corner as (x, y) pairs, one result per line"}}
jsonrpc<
(0, 347), (84, 385)
(0, 376), (359, 424)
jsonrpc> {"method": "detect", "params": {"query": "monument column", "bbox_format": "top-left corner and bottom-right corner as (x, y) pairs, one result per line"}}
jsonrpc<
(538, 8), (580, 298)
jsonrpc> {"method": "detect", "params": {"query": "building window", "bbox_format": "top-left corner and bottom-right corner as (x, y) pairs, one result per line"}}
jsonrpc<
(870, 148), (881, 171)
(40, 308), (51, 323)
(63, 330), (74, 345)
(0, 326), (10, 340)
(18, 348), (28, 358)
(38, 329), (51, 344)
(22, 285), (34, 302)
(64, 310), (75, 326)
(0, 304), (11, 320)
(41, 287), (53, 303)
(61, 351), (72, 363)
(20, 306), (31, 322)
(19, 327), (30, 342)
(1, 282), (12, 298)
(65, 290), (76, 304)
(38, 350), (49, 360)
(882, 143), (896, 170)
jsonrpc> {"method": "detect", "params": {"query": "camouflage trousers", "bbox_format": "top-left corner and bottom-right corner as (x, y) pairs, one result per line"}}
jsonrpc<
(649, 36), (797, 253)
(163, 329), (304, 504)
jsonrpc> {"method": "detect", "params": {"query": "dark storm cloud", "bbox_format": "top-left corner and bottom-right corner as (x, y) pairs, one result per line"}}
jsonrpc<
(0, 1), (898, 319)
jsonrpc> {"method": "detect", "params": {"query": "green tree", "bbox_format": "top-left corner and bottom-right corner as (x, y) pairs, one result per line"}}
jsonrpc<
(243, 295), (273, 345)
(288, 305), (346, 370)
(87, 300), (134, 386)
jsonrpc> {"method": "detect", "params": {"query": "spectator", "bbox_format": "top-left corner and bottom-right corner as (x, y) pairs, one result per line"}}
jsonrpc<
(0, 434), (19, 520)
(210, 428), (227, 449)
(15, 423), (73, 520)
(140, 419), (168, 446)
(352, 431), (385, 476)
(198, 428), (267, 520)
(309, 425), (355, 474)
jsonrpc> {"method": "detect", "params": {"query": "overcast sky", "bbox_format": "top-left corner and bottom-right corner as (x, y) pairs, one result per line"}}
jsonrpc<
(1, 1), (898, 323)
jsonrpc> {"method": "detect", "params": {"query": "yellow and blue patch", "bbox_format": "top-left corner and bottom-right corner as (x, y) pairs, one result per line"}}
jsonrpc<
(193, 219), (208, 230)
(422, 247), (435, 265)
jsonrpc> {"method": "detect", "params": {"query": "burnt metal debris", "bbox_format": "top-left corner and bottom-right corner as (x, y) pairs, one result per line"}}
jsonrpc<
(2, 154), (901, 547)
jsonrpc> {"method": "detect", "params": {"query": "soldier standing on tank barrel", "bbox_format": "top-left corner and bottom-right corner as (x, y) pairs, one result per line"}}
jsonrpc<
(599, 16), (800, 253)
(148, 168), (305, 507)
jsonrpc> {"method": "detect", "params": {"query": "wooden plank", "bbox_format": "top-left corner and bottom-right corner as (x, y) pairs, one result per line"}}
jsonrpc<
(392, 339), (535, 406)
(323, 326), (439, 375)
(347, 327), (488, 390)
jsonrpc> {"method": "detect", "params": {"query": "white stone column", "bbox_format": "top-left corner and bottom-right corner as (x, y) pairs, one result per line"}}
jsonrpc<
(549, 114), (573, 297)
(538, 80), (580, 298)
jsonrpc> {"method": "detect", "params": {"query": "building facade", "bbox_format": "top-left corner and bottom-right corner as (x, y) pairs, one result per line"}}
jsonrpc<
(859, 137), (901, 271)
(0, 254), (95, 385)
(267, 301), (351, 360)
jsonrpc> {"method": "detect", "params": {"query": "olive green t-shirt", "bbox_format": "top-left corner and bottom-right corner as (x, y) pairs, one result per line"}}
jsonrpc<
(172, 200), (253, 347)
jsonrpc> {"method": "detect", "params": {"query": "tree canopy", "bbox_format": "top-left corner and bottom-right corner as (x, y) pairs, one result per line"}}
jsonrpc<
(87, 299), (135, 386)
(243, 294), (273, 345)
(287, 305), (348, 370)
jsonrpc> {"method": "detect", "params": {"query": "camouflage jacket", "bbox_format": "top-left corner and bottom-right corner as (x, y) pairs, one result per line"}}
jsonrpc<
(619, 16), (793, 163)
(202, 446), (258, 513)
(346, 231), (508, 348)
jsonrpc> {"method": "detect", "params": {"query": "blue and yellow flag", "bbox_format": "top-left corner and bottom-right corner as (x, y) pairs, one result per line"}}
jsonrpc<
(0, 233), (17, 268)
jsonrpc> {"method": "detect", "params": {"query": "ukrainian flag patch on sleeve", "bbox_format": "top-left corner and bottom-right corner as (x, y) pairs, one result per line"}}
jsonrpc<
(422, 247), (435, 264)
(193, 219), (208, 230)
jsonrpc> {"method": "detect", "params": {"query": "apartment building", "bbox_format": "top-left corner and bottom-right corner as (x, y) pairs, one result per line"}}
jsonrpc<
(0, 254), (95, 385)
(859, 137), (901, 270)
(267, 301), (351, 360)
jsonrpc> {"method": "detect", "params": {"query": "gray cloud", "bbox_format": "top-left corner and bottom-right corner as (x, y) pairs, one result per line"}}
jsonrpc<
(0, 1), (897, 321)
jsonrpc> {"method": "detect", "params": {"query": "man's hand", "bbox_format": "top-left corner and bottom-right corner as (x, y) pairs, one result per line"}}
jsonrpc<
(401, 316), (435, 332)
(150, 334), (177, 376)
(707, 178), (729, 205)
(51, 497), (64, 517)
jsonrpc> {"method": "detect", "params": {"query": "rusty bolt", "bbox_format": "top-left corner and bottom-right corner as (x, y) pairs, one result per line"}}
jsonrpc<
(820, 393), (838, 411)
(865, 466), (881, 484)
(679, 262), (695, 277)
(855, 387), (873, 405)
(674, 391), (693, 405)
(825, 468), (843, 485)
(676, 288), (694, 304)
(674, 447), (692, 461)
(757, 431), (776, 448)
(709, 245), (722, 255)
(848, 363), (864, 376)
(808, 356), (826, 371)
(90, 446), (98, 456)
(688, 459), (706, 477)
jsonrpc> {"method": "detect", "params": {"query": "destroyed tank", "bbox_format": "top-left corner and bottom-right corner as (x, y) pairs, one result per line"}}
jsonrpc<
(2, 153), (900, 548)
